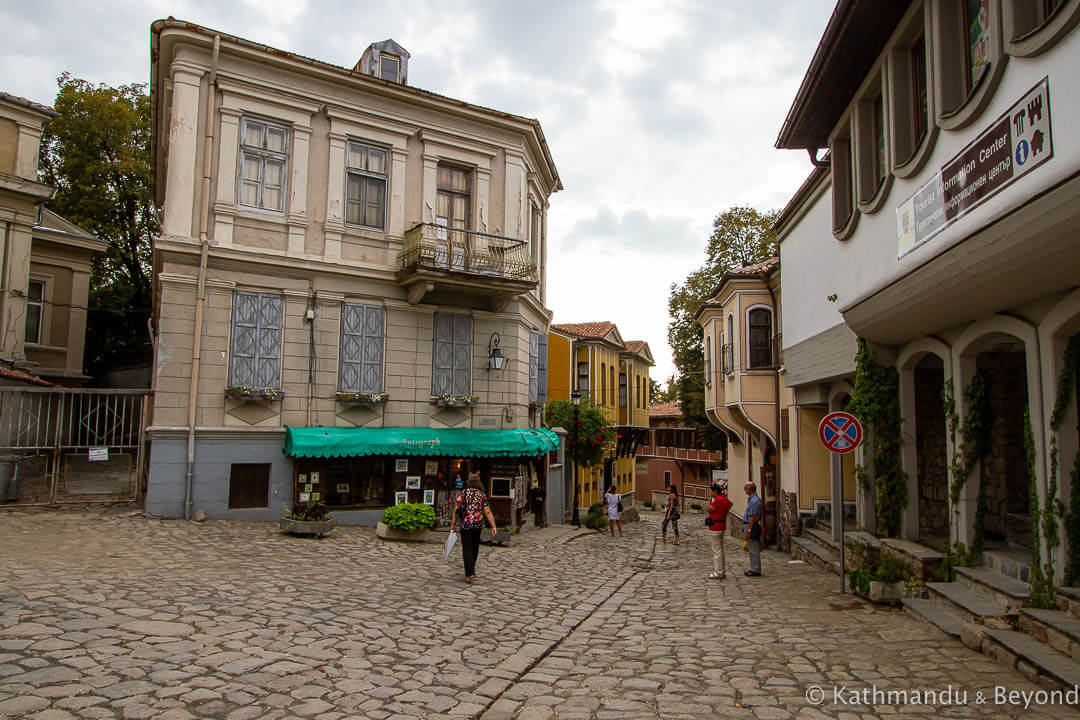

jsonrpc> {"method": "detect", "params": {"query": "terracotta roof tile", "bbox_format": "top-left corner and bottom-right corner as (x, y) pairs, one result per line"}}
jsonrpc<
(551, 321), (617, 340)
(0, 365), (55, 387)
(623, 340), (647, 353)
(726, 256), (779, 277)
(648, 401), (681, 417)
(0, 91), (57, 116)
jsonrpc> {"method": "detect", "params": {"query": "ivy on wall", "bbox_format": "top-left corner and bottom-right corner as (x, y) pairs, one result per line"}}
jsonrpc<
(847, 339), (907, 537)
(1051, 332), (1080, 585)
(942, 372), (993, 557)
(1026, 407), (1057, 609)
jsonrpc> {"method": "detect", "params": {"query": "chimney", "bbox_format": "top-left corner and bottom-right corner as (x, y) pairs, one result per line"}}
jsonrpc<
(355, 39), (410, 85)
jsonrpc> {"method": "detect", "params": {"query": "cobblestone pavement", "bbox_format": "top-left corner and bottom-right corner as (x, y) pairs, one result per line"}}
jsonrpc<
(0, 506), (1077, 720)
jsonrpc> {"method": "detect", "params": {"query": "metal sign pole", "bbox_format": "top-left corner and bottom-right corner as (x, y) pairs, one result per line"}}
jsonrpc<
(832, 451), (844, 593)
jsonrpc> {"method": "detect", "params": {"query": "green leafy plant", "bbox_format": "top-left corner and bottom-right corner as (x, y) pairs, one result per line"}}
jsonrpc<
(381, 503), (436, 531)
(846, 339), (907, 537)
(846, 539), (911, 595)
(336, 391), (388, 404)
(934, 541), (976, 582)
(1025, 408), (1058, 609)
(1051, 332), (1080, 586)
(690, 502), (703, 511)
(544, 399), (616, 468)
(583, 502), (608, 532)
(226, 386), (284, 401)
(283, 497), (329, 522)
(434, 394), (479, 407)
(943, 373), (993, 557)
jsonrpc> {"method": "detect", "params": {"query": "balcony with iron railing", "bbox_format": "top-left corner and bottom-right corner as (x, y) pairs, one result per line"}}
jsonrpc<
(397, 222), (538, 307)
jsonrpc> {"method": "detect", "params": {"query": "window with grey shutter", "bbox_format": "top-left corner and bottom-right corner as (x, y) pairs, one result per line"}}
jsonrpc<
(339, 303), (384, 392)
(432, 313), (472, 396)
(529, 331), (539, 403)
(537, 332), (548, 402)
(229, 291), (282, 389)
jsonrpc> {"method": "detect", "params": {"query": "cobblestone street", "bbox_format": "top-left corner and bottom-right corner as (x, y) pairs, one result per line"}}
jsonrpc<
(0, 508), (1077, 720)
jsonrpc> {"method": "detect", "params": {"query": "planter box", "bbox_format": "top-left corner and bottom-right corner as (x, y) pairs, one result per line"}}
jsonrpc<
(375, 522), (430, 542)
(279, 517), (334, 537)
(868, 580), (904, 604)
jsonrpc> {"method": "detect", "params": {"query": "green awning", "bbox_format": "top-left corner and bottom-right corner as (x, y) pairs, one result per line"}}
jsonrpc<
(283, 426), (560, 459)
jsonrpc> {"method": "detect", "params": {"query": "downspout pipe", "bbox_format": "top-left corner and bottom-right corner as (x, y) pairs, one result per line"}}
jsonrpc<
(184, 34), (220, 520)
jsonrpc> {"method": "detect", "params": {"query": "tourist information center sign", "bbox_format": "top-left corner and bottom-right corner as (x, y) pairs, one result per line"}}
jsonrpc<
(896, 77), (1052, 257)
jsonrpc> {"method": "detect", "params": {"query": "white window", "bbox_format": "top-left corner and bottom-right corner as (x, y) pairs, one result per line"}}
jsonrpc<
(577, 361), (589, 396)
(339, 303), (384, 393)
(239, 118), (288, 212)
(379, 55), (400, 82)
(25, 280), (44, 344)
(345, 141), (388, 230)
(228, 291), (283, 389)
(432, 313), (472, 397)
(747, 307), (774, 370)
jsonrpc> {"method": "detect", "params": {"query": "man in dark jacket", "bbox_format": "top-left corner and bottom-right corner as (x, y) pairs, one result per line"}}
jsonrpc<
(528, 481), (547, 527)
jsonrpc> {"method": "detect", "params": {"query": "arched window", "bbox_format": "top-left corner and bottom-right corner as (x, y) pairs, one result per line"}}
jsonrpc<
(748, 307), (774, 369)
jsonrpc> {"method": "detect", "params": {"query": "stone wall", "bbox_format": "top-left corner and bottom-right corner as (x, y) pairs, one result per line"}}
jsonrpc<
(977, 351), (1031, 545)
(914, 367), (949, 540)
(778, 489), (799, 553)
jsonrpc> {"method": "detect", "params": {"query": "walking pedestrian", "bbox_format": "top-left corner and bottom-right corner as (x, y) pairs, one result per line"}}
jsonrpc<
(660, 483), (680, 545)
(743, 481), (763, 576)
(706, 483), (732, 580)
(604, 485), (623, 537)
(450, 474), (498, 583)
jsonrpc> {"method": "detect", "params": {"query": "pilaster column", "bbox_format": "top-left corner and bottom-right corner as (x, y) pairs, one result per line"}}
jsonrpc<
(162, 64), (203, 241)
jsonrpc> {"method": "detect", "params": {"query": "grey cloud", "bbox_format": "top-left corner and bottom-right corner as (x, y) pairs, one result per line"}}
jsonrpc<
(558, 209), (701, 256)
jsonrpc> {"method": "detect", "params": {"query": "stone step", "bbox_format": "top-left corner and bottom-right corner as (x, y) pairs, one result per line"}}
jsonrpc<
(981, 628), (1080, 692)
(1020, 608), (1080, 663)
(1056, 587), (1080, 618)
(878, 538), (945, 581)
(955, 566), (1030, 613)
(791, 537), (840, 576)
(983, 548), (1032, 583)
(926, 581), (1014, 626)
(803, 526), (838, 554)
(902, 597), (965, 638)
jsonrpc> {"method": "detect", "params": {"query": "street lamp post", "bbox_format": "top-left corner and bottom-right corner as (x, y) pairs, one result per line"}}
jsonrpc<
(570, 391), (581, 527)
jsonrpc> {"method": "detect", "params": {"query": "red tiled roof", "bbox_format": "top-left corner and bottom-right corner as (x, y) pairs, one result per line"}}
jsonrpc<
(0, 365), (55, 387)
(623, 340), (647, 353)
(726, 256), (779, 277)
(552, 322), (617, 340)
(648, 401), (680, 417)
(0, 91), (57, 117)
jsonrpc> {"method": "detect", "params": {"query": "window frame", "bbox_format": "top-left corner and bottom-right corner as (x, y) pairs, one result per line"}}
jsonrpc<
(431, 312), (473, 397)
(379, 54), (401, 82)
(855, 70), (893, 214)
(237, 117), (289, 214)
(888, 4), (938, 179)
(618, 370), (627, 409)
(726, 314), (735, 376)
(338, 302), (385, 394)
(933, 0), (1006, 130)
(577, 361), (589, 397)
(24, 278), (46, 345)
(1004, 0), (1080, 57)
(344, 140), (389, 231)
(227, 290), (284, 391)
(830, 119), (858, 239)
(745, 306), (775, 371)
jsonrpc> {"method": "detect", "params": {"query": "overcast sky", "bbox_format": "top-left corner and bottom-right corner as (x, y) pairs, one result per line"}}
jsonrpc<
(1, 0), (833, 384)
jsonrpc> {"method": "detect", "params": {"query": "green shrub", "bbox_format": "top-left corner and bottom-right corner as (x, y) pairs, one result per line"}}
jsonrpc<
(381, 503), (436, 531)
(849, 568), (872, 596)
(690, 502), (703, 511)
(845, 538), (911, 587)
(584, 504), (608, 531)
(643, 501), (654, 509)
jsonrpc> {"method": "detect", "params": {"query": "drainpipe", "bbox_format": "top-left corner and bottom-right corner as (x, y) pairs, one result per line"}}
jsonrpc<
(767, 274), (781, 549)
(184, 35), (220, 520)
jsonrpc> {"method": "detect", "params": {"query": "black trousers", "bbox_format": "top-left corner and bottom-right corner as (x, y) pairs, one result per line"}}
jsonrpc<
(460, 528), (481, 577)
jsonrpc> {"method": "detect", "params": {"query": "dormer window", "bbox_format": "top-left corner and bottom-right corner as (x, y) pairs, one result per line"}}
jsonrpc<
(380, 55), (400, 82)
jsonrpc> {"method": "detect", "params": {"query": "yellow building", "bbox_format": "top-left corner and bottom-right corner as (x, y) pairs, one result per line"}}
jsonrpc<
(696, 259), (855, 545)
(548, 322), (652, 513)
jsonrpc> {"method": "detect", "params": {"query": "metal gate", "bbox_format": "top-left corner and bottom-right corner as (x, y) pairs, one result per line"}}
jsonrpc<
(0, 388), (150, 505)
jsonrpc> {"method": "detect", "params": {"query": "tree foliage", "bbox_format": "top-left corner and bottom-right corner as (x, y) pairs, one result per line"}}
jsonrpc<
(666, 206), (778, 452)
(544, 399), (616, 468)
(39, 73), (155, 378)
(649, 377), (675, 405)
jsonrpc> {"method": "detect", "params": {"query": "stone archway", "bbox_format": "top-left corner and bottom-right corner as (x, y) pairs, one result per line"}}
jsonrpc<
(897, 338), (953, 543)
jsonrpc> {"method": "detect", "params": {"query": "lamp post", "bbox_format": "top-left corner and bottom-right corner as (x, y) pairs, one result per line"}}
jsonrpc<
(570, 391), (581, 527)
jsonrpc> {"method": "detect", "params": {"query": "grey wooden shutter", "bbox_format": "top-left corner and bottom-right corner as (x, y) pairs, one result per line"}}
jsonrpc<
(433, 313), (453, 396)
(229, 291), (282, 388)
(529, 331), (539, 403)
(452, 315), (472, 395)
(538, 332), (548, 401)
(340, 303), (384, 392)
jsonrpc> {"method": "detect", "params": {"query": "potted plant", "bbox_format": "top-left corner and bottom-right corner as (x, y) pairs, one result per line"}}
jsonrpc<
(335, 391), (389, 406)
(226, 386), (285, 402)
(433, 394), (479, 408)
(280, 498), (334, 537)
(376, 503), (435, 542)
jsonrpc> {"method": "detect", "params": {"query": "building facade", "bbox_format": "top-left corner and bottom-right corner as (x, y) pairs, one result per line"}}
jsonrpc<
(547, 322), (651, 513)
(148, 21), (561, 523)
(774, 0), (1080, 577)
(634, 400), (725, 504)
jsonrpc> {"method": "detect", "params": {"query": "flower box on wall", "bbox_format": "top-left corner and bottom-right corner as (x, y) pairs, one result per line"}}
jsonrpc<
(335, 392), (388, 407)
(432, 395), (479, 409)
(225, 386), (285, 402)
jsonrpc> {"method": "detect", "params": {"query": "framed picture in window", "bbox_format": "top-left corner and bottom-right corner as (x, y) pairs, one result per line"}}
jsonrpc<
(395, 459), (409, 473)
(335, 483), (349, 494)
(423, 490), (435, 505)
(297, 474), (307, 485)
(491, 477), (511, 497)
(425, 460), (438, 475)
(310, 472), (320, 484)
(299, 492), (310, 503)
(405, 476), (421, 490)
(395, 491), (408, 505)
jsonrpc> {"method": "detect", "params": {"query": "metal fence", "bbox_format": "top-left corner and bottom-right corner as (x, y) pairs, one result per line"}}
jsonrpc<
(0, 388), (150, 505)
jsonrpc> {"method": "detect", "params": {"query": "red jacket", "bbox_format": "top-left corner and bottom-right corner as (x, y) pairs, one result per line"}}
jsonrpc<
(708, 494), (732, 531)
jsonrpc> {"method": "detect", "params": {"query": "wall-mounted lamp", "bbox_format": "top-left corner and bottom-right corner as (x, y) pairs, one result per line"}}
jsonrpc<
(487, 332), (505, 371)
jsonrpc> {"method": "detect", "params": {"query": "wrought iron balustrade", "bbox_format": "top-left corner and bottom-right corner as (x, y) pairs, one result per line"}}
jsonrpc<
(398, 223), (537, 282)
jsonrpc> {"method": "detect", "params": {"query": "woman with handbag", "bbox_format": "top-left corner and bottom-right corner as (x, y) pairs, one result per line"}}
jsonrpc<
(661, 483), (680, 545)
(450, 474), (498, 583)
(603, 485), (623, 537)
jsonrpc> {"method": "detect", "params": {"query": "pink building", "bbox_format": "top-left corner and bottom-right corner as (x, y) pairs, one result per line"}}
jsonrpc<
(635, 401), (725, 504)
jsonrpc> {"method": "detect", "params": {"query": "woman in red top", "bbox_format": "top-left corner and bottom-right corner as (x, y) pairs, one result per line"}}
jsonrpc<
(450, 474), (498, 584)
(707, 483), (733, 580)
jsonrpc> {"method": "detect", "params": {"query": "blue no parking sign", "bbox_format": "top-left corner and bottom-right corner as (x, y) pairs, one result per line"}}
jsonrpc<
(818, 412), (863, 454)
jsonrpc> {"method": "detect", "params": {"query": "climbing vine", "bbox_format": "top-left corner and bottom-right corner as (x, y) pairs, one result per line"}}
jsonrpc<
(942, 372), (993, 556)
(846, 339), (907, 537)
(1026, 408), (1057, 609)
(1051, 332), (1080, 585)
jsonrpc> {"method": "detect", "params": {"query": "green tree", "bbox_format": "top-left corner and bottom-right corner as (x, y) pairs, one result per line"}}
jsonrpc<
(667, 206), (778, 453)
(544, 398), (616, 468)
(649, 377), (675, 405)
(39, 73), (155, 378)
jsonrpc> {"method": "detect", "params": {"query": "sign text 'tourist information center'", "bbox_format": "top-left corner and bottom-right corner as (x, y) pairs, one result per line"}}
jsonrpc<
(896, 77), (1053, 257)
